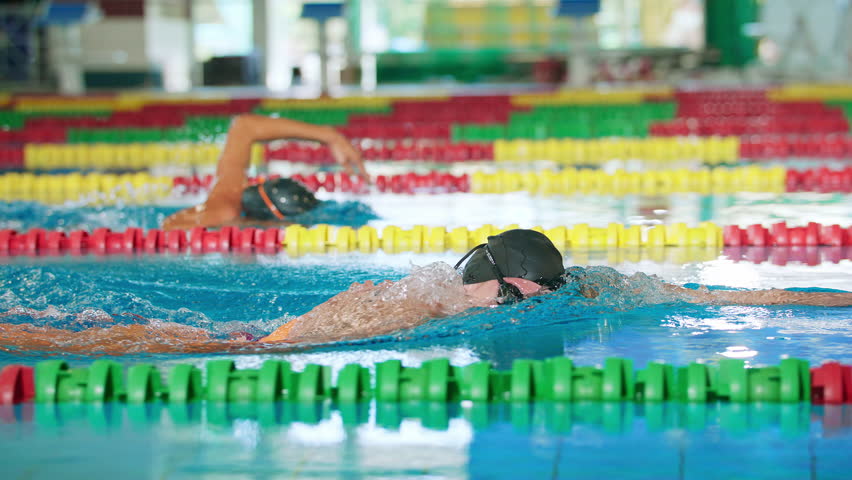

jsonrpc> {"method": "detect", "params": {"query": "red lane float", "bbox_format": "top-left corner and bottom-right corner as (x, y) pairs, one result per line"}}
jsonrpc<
(174, 172), (469, 195)
(740, 135), (852, 160)
(651, 117), (849, 136)
(0, 227), (284, 255)
(0, 146), (23, 168)
(0, 365), (35, 405)
(723, 245), (852, 266)
(723, 222), (850, 247)
(171, 166), (849, 197)
(786, 167), (852, 192)
(264, 142), (493, 164)
(811, 363), (852, 405)
(0, 126), (67, 144)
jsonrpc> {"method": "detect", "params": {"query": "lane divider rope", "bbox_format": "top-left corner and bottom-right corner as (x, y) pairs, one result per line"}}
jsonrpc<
(2, 166), (850, 204)
(2, 357), (848, 405)
(11, 136), (852, 170)
(0, 222), (849, 257)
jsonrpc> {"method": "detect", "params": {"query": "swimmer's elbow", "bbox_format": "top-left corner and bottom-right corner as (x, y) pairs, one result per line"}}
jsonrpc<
(229, 114), (251, 132)
(229, 114), (262, 140)
(162, 216), (184, 231)
(162, 213), (198, 231)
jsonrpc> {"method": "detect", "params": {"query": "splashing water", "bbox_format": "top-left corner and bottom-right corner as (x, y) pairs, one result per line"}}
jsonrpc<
(288, 200), (379, 227)
(284, 262), (476, 343)
(0, 199), (379, 231)
(0, 260), (702, 356)
(2, 250), (851, 364)
(0, 201), (179, 231)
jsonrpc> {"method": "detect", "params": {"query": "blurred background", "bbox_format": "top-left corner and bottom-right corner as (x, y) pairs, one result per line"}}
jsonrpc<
(1, 0), (850, 95)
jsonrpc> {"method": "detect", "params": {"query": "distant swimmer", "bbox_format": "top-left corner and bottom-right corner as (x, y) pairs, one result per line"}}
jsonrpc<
(163, 114), (366, 231)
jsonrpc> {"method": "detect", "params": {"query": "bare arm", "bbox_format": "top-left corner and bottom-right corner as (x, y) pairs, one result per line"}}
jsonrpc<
(210, 114), (367, 194)
(261, 277), (474, 344)
(261, 281), (440, 343)
(671, 285), (852, 307)
(163, 114), (365, 231)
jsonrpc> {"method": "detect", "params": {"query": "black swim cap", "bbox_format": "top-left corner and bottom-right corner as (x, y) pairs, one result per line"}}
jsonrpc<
(241, 178), (319, 220)
(458, 229), (565, 288)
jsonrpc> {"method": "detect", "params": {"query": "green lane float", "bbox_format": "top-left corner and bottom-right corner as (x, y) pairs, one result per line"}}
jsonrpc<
(1, 357), (831, 406)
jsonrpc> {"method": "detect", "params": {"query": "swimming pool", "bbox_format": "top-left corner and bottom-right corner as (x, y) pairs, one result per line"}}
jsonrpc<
(2, 85), (852, 479)
(1, 188), (851, 479)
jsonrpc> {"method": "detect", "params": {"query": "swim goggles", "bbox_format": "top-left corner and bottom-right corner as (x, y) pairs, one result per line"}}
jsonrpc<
(455, 243), (526, 304)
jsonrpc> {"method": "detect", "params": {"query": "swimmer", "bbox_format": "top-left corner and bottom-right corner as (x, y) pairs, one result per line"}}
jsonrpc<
(1, 229), (850, 353)
(260, 229), (852, 344)
(162, 115), (365, 230)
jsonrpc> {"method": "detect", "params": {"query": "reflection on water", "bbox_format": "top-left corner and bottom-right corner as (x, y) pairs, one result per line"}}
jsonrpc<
(1, 401), (850, 480)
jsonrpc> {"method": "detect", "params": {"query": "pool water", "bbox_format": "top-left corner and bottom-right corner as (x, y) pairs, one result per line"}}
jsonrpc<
(1, 254), (851, 367)
(1, 192), (851, 479)
(2, 401), (850, 480)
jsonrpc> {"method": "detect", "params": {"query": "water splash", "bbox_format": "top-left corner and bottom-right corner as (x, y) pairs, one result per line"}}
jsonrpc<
(0, 200), (378, 231)
(284, 262), (475, 343)
(0, 261), (848, 359)
(0, 201), (180, 231)
(0, 263), (684, 355)
(289, 200), (379, 227)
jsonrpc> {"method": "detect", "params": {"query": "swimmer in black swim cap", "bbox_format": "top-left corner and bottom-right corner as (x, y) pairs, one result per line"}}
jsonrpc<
(262, 228), (568, 342)
(455, 229), (566, 304)
(240, 177), (319, 221)
(163, 114), (365, 230)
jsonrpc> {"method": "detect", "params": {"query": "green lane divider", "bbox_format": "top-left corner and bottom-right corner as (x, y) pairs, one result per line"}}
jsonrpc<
(18, 399), (819, 434)
(67, 127), (183, 144)
(26, 356), (810, 405)
(0, 111), (114, 128)
(67, 116), (233, 144)
(452, 104), (677, 142)
(63, 107), (395, 143)
(0, 112), (26, 129)
(828, 101), (852, 132)
(252, 107), (392, 125)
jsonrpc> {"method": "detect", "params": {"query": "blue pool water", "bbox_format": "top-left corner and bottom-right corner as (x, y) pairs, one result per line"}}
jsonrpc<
(0, 199), (379, 231)
(1, 253), (850, 367)
(2, 401), (850, 479)
(1, 192), (851, 479)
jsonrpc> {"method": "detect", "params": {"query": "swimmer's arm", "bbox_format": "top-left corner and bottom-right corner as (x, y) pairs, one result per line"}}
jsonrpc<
(260, 280), (451, 343)
(213, 114), (365, 194)
(164, 115), (363, 230)
(668, 284), (852, 307)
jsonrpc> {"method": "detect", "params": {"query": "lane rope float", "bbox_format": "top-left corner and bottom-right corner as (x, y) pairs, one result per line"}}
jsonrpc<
(0, 222), (849, 256)
(2, 356), (846, 406)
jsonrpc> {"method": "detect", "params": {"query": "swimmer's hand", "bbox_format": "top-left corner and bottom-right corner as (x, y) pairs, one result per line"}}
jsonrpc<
(328, 131), (369, 183)
(227, 331), (255, 342)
